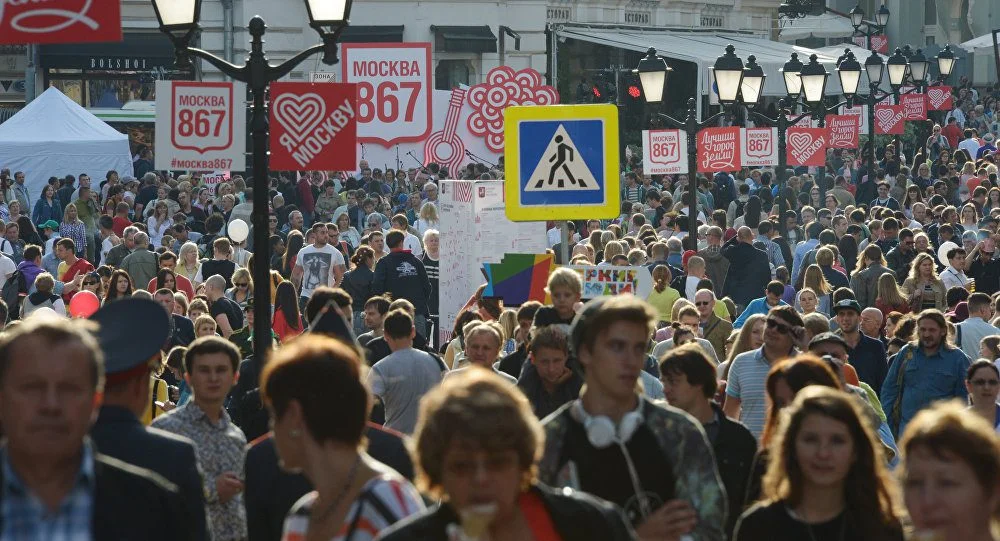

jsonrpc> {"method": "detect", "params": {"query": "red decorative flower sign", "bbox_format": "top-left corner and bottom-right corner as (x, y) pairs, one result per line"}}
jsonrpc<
(874, 105), (905, 135)
(466, 67), (559, 153)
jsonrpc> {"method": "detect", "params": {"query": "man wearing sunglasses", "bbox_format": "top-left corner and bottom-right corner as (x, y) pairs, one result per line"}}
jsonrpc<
(724, 305), (804, 437)
(966, 239), (1000, 295)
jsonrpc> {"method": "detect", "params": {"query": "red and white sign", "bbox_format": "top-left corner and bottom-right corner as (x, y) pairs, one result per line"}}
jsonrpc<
(0, 0), (121, 44)
(642, 129), (688, 175)
(900, 93), (927, 120)
(269, 82), (357, 171)
(201, 171), (230, 196)
(341, 43), (432, 147)
(786, 112), (817, 128)
(786, 128), (828, 167)
(827, 115), (860, 149)
(466, 66), (558, 154)
(852, 35), (888, 54)
(840, 104), (869, 134)
(926, 86), (954, 111)
(874, 104), (905, 134)
(154, 81), (247, 172)
(740, 127), (778, 167)
(697, 127), (740, 173)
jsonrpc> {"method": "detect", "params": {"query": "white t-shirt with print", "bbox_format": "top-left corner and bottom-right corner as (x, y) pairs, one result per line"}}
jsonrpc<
(295, 243), (345, 298)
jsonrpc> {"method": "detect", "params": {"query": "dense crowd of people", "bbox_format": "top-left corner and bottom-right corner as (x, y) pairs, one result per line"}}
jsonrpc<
(8, 80), (1000, 541)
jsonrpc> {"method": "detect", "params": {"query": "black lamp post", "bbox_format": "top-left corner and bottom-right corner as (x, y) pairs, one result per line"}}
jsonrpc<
(860, 45), (956, 176)
(849, 2), (889, 52)
(152, 0), (352, 362)
(635, 46), (743, 249)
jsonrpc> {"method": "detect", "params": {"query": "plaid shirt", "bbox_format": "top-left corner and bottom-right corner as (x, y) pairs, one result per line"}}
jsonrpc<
(1, 441), (95, 541)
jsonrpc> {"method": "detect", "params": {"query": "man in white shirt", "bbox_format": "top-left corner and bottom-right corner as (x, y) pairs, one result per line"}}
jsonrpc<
(390, 214), (423, 258)
(292, 222), (346, 306)
(0, 249), (15, 291)
(684, 256), (708, 301)
(958, 128), (981, 159)
(940, 246), (971, 292)
(956, 293), (998, 360)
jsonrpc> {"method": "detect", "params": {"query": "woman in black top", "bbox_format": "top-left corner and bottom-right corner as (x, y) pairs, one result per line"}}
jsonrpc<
(280, 230), (304, 280)
(340, 245), (375, 336)
(735, 386), (904, 541)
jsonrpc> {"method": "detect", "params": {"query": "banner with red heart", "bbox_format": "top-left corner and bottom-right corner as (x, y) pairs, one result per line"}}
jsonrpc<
(874, 104), (905, 134)
(269, 82), (358, 170)
(900, 93), (927, 120)
(826, 115), (859, 149)
(852, 35), (888, 54)
(697, 127), (741, 173)
(786, 128), (828, 167)
(926, 86), (954, 111)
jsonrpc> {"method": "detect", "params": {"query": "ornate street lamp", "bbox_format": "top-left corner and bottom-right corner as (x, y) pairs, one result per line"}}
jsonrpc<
(740, 55), (766, 106)
(712, 45), (745, 105)
(799, 54), (829, 106)
(633, 47), (670, 104)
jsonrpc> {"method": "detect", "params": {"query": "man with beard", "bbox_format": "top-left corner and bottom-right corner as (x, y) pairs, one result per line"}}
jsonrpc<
(880, 309), (971, 438)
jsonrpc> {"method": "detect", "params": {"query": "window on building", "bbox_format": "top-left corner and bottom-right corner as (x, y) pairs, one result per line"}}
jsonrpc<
(924, 0), (936, 25)
(435, 60), (471, 91)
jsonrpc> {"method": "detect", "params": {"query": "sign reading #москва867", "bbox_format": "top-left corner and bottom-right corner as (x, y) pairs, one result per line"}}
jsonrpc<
(154, 81), (247, 172)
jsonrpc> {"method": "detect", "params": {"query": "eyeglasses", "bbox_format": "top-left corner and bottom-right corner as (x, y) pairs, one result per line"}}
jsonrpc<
(235, 282), (249, 288)
(971, 379), (1000, 387)
(766, 318), (793, 334)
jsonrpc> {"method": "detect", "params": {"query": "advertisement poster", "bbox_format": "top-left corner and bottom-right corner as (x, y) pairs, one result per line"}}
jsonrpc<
(269, 82), (357, 170)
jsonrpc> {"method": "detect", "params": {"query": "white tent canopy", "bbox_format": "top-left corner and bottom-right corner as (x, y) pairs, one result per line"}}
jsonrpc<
(778, 13), (856, 41)
(0, 87), (133, 205)
(554, 26), (885, 113)
(960, 33), (997, 52)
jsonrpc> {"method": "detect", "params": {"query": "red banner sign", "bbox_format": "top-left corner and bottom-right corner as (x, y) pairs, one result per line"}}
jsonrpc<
(0, 0), (121, 44)
(786, 128), (828, 167)
(827, 115), (860, 149)
(901, 93), (927, 120)
(926, 86), (954, 111)
(697, 127), (740, 173)
(852, 35), (888, 54)
(269, 82), (358, 171)
(874, 104), (906, 134)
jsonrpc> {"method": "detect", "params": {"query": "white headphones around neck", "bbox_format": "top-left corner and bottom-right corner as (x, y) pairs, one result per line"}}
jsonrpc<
(571, 399), (644, 449)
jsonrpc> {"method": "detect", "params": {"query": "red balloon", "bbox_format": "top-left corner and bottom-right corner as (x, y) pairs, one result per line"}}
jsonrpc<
(69, 291), (101, 318)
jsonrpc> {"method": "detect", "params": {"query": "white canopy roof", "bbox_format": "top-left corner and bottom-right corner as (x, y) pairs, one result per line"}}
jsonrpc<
(779, 13), (856, 41)
(554, 26), (886, 104)
(960, 33), (997, 52)
(0, 87), (133, 199)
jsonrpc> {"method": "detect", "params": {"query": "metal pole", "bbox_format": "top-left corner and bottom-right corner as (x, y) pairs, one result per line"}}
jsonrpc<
(685, 98), (698, 250)
(250, 85), (271, 367)
(868, 90), (877, 178)
(776, 103), (789, 236)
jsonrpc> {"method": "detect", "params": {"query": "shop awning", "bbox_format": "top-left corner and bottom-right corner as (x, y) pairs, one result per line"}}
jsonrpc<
(431, 25), (497, 53)
(778, 13), (856, 41)
(554, 25), (889, 99)
(40, 33), (176, 70)
(340, 25), (405, 43)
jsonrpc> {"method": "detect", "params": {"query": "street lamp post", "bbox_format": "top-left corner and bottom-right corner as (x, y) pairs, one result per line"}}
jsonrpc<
(636, 47), (741, 248)
(849, 2), (889, 52)
(152, 0), (352, 362)
(860, 46), (956, 177)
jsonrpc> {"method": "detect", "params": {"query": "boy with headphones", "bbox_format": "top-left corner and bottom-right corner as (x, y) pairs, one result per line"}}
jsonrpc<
(537, 296), (726, 541)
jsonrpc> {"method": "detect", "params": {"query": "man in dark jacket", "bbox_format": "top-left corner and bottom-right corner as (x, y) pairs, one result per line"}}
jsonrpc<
(89, 298), (208, 540)
(516, 325), (583, 419)
(372, 230), (432, 336)
(722, 226), (771, 310)
(0, 314), (193, 540)
(886, 228), (917, 284)
(659, 343), (756, 538)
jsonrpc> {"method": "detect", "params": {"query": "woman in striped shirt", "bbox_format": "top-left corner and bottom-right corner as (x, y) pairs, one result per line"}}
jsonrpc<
(262, 335), (425, 541)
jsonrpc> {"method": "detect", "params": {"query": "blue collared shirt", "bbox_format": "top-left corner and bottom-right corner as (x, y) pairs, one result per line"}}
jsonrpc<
(1, 441), (95, 541)
(881, 343), (971, 437)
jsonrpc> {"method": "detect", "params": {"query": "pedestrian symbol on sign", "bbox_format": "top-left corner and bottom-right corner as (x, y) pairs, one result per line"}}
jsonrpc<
(525, 125), (599, 192)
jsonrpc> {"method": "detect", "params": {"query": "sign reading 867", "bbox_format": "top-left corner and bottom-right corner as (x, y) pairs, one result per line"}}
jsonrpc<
(341, 43), (432, 147)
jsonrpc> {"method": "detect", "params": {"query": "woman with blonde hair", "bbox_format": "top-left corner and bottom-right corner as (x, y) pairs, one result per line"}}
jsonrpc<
(334, 211), (361, 249)
(225, 267), (253, 308)
(414, 201), (439, 236)
(497, 308), (519, 356)
(719, 314), (766, 380)
(899, 401), (1000, 541)
(735, 386), (904, 541)
(176, 242), (201, 283)
(801, 265), (832, 315)
(377, 369), (634, 541)
(598, 240), (625, 267)
(147, 200), (173, 247)
(875, 272), (911, 315)
(647, 264), (680, 325)
(902, 252), (947, 311)
(794, 287), (821, 316)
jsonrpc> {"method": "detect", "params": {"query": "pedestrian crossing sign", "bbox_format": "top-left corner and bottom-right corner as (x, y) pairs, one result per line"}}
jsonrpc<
(504, 104), (619, 221)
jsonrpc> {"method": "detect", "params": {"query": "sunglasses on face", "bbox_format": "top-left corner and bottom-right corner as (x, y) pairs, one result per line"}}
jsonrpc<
(235, 282), (249, 288)
(83, 281), (97, 286)
(766, 318), (793, 334)
(695, 301), (712, 307)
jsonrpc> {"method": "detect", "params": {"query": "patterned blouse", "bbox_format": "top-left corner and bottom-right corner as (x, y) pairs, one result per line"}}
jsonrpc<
(151, 401), (248, 541)
(281, 474), (424, 541)
(59, 221), (87, 255)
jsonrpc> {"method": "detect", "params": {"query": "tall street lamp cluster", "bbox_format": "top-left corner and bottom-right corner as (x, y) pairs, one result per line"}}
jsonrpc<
(151, 0), (353, 361)
(635, 41), (956, 236)
(848, 2), (890, 52)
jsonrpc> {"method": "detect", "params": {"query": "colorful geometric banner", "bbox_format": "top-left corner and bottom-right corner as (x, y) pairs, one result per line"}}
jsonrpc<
(482, 254), (555, 306)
